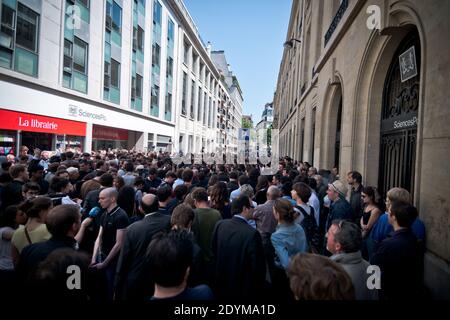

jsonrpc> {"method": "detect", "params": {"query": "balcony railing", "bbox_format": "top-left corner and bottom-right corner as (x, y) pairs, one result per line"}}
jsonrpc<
(324, 0), (348, 46)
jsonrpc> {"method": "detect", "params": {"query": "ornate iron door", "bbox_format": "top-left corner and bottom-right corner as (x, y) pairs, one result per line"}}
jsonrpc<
(379, 30), (420, 198)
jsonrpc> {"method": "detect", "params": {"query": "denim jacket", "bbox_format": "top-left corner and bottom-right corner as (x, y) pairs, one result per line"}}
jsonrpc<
(271, 223), (309, 270)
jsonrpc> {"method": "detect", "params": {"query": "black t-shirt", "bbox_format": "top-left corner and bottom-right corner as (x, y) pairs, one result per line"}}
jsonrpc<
(151, 285), (214, 301)
(100, 206), (129, 258)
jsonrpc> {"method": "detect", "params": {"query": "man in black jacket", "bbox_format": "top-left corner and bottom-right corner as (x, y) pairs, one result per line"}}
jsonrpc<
(371, 201), (424, 300)
(211, 195), (266, 300)
(114, 194), (171, 300)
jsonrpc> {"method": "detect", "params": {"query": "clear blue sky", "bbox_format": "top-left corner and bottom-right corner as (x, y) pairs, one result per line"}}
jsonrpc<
(183, 0), (292, 123)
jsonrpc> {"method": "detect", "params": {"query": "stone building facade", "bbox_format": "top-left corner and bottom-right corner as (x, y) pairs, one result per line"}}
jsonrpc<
(273, 0), (450, 298)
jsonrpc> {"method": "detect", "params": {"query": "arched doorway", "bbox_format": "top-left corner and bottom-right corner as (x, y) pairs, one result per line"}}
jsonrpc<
(334, 99), (342, 168)
(378, 29), (420, 197)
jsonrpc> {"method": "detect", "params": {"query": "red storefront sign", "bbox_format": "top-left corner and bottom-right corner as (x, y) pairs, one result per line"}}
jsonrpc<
(0, 109), (86, 136)
(92, 125), (128, 141)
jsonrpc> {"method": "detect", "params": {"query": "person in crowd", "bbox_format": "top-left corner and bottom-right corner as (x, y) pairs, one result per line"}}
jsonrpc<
(227, 171), (239, 195)
(91, 187), (129, 299)
(171, 204), (205, 286)
(327, 220), (378, 300)
(159, 171), (177, 189)
(368, 187), (425, 260)
(347, 171), (364, 223)
(172, 169), (184, 189)
(144, 168), (162, 194)
(280, 181), (296, 206)
(2, 165), (29, 210)
(359, 186), (383, 257)
(16, 204), (82, 292)
(371, 201), (424, 299)
(28, 165), (49, 195)
(308, 167), (318, 178)
(209, 181), (232, 219)
(325, 180), (354, 234)
(0, 205), (27, 290)
(287, 252), (355, 300)
(229, 175), (249, 202)
(19, 146), (33, 163)
(253, 186), (281, 239)
(147, 230), (214, 300)
(271, 198), (309, 270)
(191, 188), (221, 266)
(211, 195), (266, 300)
(121, 162), (136, 187)
(33, 248), (91, 301)
(115, 194), (171, 300)
(182, 169), (195, 193)
(48, 177), (81, 208)
(272, 173), (282, 188)
(307, 178), (321, 227)
(167, 184), (188, 214)
(79, 173), (114, 254)
(45, 162), (59, 184)
(254, 175), (269, 205)
(247, 168), (259, 192)
(117, 178), (136, 219)
(21, 182), (41, 200)
(156, 185), (173, 216)
(11, 197), (53, 265)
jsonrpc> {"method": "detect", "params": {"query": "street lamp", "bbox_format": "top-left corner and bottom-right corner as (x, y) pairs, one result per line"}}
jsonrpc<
(283, 38), (301, 49)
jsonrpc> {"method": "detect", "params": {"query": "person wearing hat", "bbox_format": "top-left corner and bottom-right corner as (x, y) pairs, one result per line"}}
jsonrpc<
(325, 180), (354, 242)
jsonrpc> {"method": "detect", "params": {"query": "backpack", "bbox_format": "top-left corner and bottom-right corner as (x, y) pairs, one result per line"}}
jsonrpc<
(295, 205), (321, 253)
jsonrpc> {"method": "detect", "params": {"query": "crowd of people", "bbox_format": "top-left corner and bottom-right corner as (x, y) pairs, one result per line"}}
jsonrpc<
(0, 146), (427, 301)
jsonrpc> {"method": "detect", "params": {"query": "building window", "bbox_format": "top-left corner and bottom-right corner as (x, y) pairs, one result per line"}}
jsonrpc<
(136, 74), (143, 98)
(197, 87), (201, 121)
(166, 56), (173, 77)
(153, 0), (161, 25)
(110, 59), (120, 88)
(165, 92), (172, 121)
(150, 85), (159, 113)
(152, 43), (160, 68)
(181, 72), (187, 116)
(190, 80), (195, 119)
(0, 2), (39, 77)
(63, 37), (88, 93)
(137, 26), (144, 51)
(183, 40), (189, 66)
(112, 1), (122, 34)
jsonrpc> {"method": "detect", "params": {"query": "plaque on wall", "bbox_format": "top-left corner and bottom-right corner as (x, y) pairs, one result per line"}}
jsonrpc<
(399, 46), (418, 82)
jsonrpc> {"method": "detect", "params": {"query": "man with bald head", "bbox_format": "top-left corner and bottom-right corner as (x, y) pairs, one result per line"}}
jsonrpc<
(92, 187), (129, 300)
(115, 193), (171, 300)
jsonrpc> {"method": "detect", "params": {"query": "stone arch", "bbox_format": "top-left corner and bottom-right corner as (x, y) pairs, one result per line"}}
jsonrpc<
(352, 1), (426, 201)
(320, 73), (343, 171)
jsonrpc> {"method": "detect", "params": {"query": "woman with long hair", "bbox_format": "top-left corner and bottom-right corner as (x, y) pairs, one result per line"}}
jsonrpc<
(209, 182), (231, 219)
(254, 175), (269, 205)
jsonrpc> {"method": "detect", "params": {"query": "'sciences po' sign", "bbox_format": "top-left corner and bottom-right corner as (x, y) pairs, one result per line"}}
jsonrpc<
(0, 109), (86, 136)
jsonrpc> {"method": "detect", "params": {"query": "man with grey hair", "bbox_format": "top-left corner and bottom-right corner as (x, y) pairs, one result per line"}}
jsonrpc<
(326, 219), (378, 300)
(92, 187), (129, 300)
